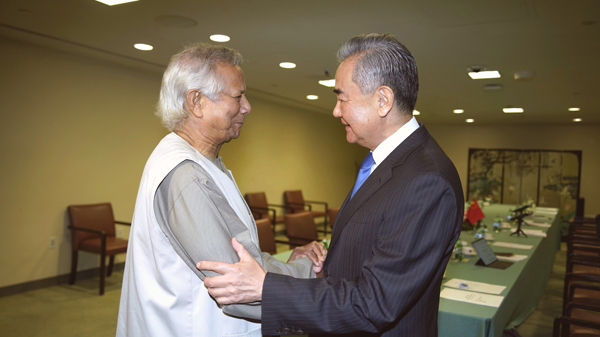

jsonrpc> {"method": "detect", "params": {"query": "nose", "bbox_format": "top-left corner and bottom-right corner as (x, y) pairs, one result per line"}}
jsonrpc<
(240, 95), (251, 115)
(332, 100), (341, 118)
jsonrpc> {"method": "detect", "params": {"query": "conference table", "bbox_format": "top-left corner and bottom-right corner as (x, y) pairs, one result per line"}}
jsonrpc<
(273, 204), (560, 337)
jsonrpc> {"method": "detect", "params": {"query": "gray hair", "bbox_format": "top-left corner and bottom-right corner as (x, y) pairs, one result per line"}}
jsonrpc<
(337, 33), (419, 115)
(156, 43), (243, 130)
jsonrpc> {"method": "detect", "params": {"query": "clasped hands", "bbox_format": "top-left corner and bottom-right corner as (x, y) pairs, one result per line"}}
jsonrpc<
(196, 238), (326, 305)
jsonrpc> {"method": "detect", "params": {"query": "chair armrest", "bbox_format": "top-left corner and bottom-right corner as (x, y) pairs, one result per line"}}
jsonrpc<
(566, 273), (600, 284)
(115, 221), (131, 226)
(554, 315), (600, 337)
(570, 282), (600, 304)
(249, 206), (278, 223)
(304, 200), (328, 212)
(249, 207), (268, 217)
(286, 202), (312, 212)
(68, 225), (107, 251)
(571, 217), (598, 225)
(68, 225), (105, 236)
(267, 203), (296, 212)
(304, 200), (328, 206)
(570, 260), (600, 269)
(567, 302), (600, 314)
(570, 255), (600, 265)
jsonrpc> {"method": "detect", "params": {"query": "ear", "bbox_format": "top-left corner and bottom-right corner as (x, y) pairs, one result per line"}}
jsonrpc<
(376, 86), (395, 118)
(185, 89), (203, 118)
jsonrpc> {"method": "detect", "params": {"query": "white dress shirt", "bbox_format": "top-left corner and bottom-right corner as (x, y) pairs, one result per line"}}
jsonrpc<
(370, 116), (420, 173)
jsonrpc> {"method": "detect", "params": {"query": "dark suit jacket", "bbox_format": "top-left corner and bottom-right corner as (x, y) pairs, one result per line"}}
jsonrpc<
(262, 125), (464, 336)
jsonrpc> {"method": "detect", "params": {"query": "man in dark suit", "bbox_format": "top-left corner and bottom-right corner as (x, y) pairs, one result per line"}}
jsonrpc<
(197, 33), (464, 336)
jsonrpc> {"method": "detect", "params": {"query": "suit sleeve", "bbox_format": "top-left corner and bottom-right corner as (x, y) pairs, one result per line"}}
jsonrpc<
(154, 161), (314, 321)
(262, 173), (459, 334)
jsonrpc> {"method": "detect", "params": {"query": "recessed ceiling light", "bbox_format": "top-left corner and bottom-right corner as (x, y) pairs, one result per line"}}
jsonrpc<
(134, 43), (153, 51)
(514, 70), (535, 81)
(210, 34), (230, 42)
(503, 108), (524, 113)
(318, 79), (335, 87)
(96, 0), (138, 5)
(469, 71), (501, 80)
(412, 110), (420, 115)
(279, 62), (296, 69)
(453, 109), (464, 114)
(466, 119), (475, 123)
(569, 107), (580, 111)
(306, 95), (318, 100)
(573, 118), (582, 122)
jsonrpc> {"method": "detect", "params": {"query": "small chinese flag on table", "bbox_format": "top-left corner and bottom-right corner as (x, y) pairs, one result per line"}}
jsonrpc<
(467, 199), (485, 224)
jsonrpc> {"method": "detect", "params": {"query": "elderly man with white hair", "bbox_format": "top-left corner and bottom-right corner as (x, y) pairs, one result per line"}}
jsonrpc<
(116, 43), (326, 337)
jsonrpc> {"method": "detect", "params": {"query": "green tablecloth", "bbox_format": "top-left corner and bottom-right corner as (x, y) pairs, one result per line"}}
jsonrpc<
(272, 204), (560, 337)
(439, 204), (560, 337)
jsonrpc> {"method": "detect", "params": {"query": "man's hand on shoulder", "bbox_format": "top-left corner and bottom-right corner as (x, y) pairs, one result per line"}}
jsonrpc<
(288, 241), (327, 273)
(196, 238), (266, 304)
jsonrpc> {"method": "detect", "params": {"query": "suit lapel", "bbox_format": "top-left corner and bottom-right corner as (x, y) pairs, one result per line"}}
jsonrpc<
(328, 124), (432, 251)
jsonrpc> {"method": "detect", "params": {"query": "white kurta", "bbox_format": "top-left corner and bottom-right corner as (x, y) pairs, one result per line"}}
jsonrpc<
(116, 133), (312, 337)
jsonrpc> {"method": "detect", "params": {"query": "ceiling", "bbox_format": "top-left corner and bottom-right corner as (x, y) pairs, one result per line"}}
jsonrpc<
(1, 0), (599, 125)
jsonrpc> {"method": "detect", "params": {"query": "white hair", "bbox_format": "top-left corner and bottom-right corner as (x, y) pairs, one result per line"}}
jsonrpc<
(156, 43), (243, 130)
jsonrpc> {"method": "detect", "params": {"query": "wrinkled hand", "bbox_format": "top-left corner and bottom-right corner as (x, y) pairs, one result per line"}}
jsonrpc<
(196, 238), (266, 305)
(288, 241), (327, 273)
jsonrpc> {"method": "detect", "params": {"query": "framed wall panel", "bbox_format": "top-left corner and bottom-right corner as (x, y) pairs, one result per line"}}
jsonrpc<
(467, 149), (582, 223)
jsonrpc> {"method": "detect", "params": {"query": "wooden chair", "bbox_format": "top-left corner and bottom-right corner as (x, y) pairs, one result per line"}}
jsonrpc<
(327, 206), (341, 228)
(566, 215), (600, 272)
(67, 203), (130, 295)
(284, 190), (328, 233)
(245, 192), (291, 233)
(255, 218), (277, 254)
(554, 303), (600, 336)
(284, 212), (319, 249)
(563, 215), (600, 314)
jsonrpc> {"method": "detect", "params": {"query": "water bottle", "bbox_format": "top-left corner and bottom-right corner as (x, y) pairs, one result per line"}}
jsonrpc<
(451, 241), (459, 261)
(493, 216), (501, 233)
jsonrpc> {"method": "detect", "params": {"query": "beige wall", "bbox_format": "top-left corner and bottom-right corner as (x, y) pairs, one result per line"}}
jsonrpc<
(426, 124), (600, 215)
(2, 35), (598, 289)
(0, 36), (365, 288)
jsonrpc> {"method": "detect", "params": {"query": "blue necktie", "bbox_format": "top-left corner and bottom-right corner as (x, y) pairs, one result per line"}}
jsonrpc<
(351, 152), (375, 198)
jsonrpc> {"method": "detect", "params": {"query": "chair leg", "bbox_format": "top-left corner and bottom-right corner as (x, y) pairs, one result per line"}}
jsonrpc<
(99, 252), (106, 296)
(69, 250), (78, 285)
(563, 278), (570, 315)
(107, 256), (115, 277)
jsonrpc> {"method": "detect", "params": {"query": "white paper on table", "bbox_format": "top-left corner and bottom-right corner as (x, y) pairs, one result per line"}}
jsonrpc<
(536, 207), (557, 211)
(496, 254), (528, 262)
(493, 241), (533, 250)
(521, 229), (547, 237)
(524, 220), (552, 228)
(443, 278), (506, 295)
(440, 288), (504, 308)
(528, 215), (552, 220)
(534, 208), (558, 214)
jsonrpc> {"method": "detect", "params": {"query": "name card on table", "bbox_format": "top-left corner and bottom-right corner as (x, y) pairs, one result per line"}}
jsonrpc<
(521, 229), (547, 238)
(493, 242), (533, 250)
(440, 288), (504, 308)
(496, 254), (528, 262)
(528, 215), (553, 221)
(534, 207), (559, 214)
(524, 220), (552, 228)
(443, 278), (506, 295)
